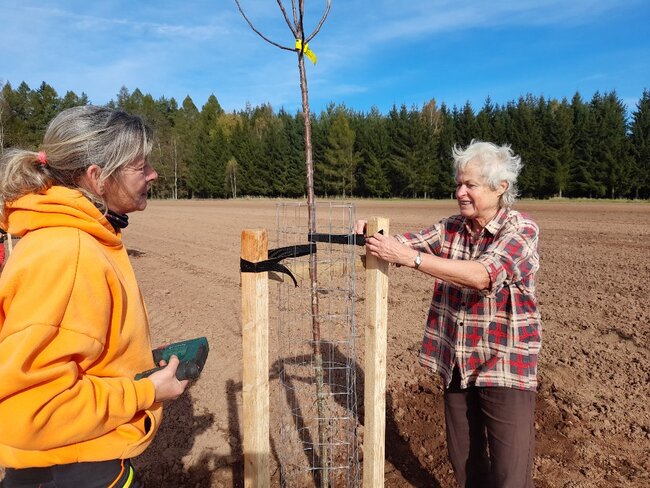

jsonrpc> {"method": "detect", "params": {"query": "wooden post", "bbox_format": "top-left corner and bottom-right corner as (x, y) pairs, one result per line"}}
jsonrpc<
(241, 229), (270, 488)
(363, 217), (389, 488)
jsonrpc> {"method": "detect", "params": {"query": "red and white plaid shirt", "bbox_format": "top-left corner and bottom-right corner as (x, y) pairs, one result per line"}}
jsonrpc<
(396, 207), (542, 391)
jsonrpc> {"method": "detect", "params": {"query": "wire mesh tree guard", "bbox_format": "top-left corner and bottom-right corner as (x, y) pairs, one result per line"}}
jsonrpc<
(240, 209), (389, 488)
(273, 202), (361, 487)
(231, 1), (391, 485)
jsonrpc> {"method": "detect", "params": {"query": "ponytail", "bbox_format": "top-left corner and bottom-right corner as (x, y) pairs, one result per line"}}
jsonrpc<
(0, 149), (53, 223)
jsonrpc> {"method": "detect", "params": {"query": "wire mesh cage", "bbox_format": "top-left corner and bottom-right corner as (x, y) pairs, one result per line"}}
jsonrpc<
(272, 202), (361, 488)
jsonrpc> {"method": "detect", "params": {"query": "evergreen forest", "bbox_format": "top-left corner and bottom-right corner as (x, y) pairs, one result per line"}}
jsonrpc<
(1, 81), (649, 200)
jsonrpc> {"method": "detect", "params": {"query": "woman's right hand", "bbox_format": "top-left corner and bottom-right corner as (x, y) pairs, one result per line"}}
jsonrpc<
(148, 355), (189, 402)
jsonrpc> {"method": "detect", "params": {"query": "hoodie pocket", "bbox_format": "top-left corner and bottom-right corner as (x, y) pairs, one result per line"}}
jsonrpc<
(119, 407), (161, 458)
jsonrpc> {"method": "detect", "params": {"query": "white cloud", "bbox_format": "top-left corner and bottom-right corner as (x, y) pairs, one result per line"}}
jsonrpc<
(1, 0), (647, 113)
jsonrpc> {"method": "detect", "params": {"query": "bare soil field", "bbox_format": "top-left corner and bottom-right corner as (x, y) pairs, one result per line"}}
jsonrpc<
(128, 198), (649, 487)
(8, 199), (649, 487)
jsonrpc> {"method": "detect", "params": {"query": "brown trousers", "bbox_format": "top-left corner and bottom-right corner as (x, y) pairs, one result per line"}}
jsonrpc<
(444, 367), (536, 488)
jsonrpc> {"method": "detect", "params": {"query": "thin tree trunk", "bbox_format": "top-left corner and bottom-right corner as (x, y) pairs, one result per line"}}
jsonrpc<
(173, 138), (178, 199)
(233, 2), (333, 483)
(298, 49), (329, 488)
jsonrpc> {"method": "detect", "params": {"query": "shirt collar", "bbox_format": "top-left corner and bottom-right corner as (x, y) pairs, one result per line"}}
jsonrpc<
(463, 207), (510, 237)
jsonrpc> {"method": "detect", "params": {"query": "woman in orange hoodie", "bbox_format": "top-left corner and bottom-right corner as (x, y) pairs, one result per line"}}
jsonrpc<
(0, 106), (189, 487)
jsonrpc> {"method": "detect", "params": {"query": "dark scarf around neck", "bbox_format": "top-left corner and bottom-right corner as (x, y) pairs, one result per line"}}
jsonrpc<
(105, 209), (129, 232)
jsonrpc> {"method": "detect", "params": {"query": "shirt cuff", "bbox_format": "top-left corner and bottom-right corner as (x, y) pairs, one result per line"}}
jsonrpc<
(477, 258), (502, 296)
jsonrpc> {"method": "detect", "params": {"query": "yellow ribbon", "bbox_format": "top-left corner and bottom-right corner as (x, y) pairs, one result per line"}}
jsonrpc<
(295, 39), (317, 65)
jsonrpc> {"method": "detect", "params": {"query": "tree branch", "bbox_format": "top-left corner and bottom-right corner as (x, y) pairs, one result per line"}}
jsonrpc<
(276, 0), (298, 38)
(306, 0), (331, 43)
(234, 0), (295, 51)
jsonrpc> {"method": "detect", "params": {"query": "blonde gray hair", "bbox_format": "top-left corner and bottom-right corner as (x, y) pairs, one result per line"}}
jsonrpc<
(452, 139), (522, 208)
(0, 105), (152, 223)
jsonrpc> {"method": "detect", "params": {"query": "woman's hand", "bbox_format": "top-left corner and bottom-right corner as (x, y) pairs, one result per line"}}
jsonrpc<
(148, 355), (189, 402)
(365, 231), (416, 267)
(357, 218), (417, 267)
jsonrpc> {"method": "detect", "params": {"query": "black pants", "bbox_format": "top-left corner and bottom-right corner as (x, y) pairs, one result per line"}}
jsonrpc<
(1, 459), (142, 488)
(444, 367), (536, 488)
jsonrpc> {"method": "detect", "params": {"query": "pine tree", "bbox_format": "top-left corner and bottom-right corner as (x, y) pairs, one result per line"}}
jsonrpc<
(229, 112), (257, 196)
(417, 99), (444, 198)
(319, 108), (361, 197)
(264, 116), (293, 196)
(590, 91), (631, 198)
(187, 95), (228, 198)
(357, 106), (390, 197)
(454, 101), (477, 147)
(630, 89), (650, 199)
(510, 95), (545, 197)
(537, 97), (572, 198)
(547, 98), (574, 198)
(492, 102), (511, 145)
(570, 92), (598, 197)
(170, 96), (200, 198)
(6, 82), (37, 148)
(0, 82), (9, 152)
(476, 96), (496, 141)
(285, 111), (307, 197)
(60, 91), (89, 110)
(434, 104), (456, 198)
(312, 104), (334, 195)
(26, 83), (59, 147)
(386, 104), (422, 197)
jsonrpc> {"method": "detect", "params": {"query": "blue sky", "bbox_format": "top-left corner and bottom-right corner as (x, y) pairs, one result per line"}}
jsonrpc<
(1, 0), (648, 115)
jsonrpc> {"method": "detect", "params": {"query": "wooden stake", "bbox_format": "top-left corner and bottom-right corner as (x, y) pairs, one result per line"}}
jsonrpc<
(241, 229), (270, 488)
(363, 217), (389, 488)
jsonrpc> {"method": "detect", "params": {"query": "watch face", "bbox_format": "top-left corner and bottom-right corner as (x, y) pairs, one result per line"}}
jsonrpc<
(415, 252), (422, 267)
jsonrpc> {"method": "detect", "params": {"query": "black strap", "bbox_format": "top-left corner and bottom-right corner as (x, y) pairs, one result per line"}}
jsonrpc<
(240, 243), (316, 287)
(308, 232), (367, 246)
(308, 230), (383, 246)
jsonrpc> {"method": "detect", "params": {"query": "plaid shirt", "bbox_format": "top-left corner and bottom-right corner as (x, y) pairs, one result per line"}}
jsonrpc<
(396, 208), (542, 391)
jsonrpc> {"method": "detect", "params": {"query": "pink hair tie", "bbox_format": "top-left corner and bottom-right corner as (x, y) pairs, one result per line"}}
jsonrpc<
(37, 151), (48, 167)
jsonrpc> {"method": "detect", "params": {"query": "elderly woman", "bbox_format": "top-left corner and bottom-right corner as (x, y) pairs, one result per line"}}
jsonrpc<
(0, 106), (189, 488)
(360, 140), (541, 488)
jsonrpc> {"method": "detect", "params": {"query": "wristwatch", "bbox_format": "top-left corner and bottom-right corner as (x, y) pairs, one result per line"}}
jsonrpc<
(414, 251), (422, 269)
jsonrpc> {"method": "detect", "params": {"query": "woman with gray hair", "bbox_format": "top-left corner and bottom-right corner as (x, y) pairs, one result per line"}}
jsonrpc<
(0, 105), (189, 487)
(357, 140), (541, 487)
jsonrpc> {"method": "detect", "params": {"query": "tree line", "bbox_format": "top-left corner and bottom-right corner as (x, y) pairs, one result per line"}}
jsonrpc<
(1, 80), (649, 200)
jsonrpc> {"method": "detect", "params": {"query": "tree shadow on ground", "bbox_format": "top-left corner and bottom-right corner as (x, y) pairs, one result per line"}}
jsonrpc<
(137, 341), (440, 487)
(135, 392), (218, 487)
(264, 341), (440, 487)
(384, 391), (442, 487)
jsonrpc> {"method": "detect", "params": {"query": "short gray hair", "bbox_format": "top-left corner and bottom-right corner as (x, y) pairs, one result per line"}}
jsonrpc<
(452, 139), (522, 208)
(0, 105), (152, 222)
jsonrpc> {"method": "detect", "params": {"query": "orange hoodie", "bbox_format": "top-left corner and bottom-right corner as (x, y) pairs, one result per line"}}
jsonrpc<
(0, 186), (161, 468)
